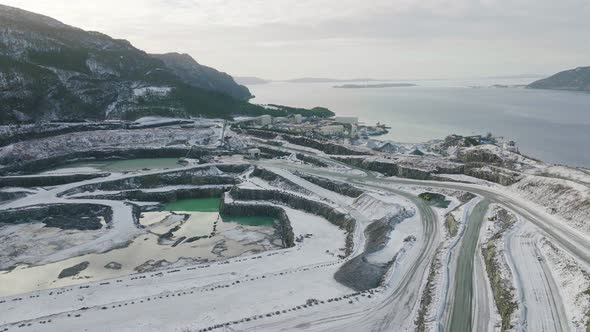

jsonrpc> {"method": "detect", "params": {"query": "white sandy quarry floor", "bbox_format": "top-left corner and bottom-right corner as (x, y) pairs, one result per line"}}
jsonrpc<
(1, 154), (590, 332)
(0, 210), (281, 296)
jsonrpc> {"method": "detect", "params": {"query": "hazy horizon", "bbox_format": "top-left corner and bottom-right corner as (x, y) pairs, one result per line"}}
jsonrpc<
(2, 0), (589, 80)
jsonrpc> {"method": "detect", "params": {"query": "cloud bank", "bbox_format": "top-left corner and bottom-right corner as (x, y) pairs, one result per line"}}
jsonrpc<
(3, 0), (589, 79)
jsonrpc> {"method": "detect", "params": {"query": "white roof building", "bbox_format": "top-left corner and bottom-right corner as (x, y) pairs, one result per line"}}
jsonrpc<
(258, 115), (272, 126)
(503, 140), (518, 153)
(247, 148), (261, 159)
(318, 125), (345, 136)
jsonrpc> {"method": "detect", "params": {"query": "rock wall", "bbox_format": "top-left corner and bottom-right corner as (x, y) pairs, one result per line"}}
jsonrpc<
(0, 173), (109, 188)
(295, 154), (328, 167)
(282, 135), (367, 156)
(0, 190), (28, 202)
(258, 146), (290, 158)
(295, 172), (363, 198)
(251, 167), (314, 196)
(334, 255), (389, 291)
(335, 209), (414, 291)
(335, 155), (523, 186)
(0, 147), (220, 175)
(244, 129), (279, 139)
(0, 123), (125, 147)
(464, 164), (522, 186)
(334, 156), (433, 180)
(459, 148), (503, 164)
(256, 147), (328, 167)
(60, 165), (248, 196)
(219, 197), (294, 248)
(75, 186), (232, 203)
(228, 187), (355, 256)
(0, 203), (112, 230)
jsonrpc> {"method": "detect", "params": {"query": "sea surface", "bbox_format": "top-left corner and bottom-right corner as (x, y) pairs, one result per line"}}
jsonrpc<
(248, 78), (590, 168)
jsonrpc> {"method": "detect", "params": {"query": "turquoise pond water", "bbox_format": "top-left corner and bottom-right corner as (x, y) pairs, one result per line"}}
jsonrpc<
(162, 198), (220, 212)
(162, 198), (276, 226)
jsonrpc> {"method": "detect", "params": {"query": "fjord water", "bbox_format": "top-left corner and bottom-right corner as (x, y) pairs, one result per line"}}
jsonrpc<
(249, 79), (590, 167)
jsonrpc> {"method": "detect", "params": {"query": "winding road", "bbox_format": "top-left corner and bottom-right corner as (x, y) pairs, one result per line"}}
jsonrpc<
(260, 150), (589, 331)
(446, 200), (490, 332)
(2, 147), (587, 331)
(506, 221), (571, 331)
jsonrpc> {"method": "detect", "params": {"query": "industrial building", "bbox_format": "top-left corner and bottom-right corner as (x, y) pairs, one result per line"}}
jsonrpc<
(318, 125), (345, 136)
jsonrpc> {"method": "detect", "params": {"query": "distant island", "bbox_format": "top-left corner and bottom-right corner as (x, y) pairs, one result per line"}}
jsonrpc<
(233, 77), (390, 85)
(334, 83), (417, 89)
(233, 76), (270, 85)
(528, 66), (590, 92)
(285, 77), (384, 83)
(489, 84), (526, 89)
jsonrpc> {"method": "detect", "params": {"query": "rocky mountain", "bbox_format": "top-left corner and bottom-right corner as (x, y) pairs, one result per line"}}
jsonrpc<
(0, 4), (260, 124)
(152, 53), (251, 100)
(528, 66), (590, 92)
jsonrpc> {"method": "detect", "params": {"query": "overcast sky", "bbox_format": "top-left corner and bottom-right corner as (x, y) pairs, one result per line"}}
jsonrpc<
(3, 0), (589, 79)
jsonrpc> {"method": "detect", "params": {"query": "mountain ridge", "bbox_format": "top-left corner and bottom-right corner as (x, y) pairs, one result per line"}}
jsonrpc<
(152, 52), (252, 100)
(0, 4), (263, 124)
(528, 66), (590, 92)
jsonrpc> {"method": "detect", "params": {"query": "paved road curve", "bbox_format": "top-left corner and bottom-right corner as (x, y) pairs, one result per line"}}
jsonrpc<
(263, 154), (586, 331)
(447, 200), (490, 332)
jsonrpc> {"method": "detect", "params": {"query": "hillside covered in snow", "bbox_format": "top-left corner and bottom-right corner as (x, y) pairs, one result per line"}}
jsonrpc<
(0, 4), (262, 123)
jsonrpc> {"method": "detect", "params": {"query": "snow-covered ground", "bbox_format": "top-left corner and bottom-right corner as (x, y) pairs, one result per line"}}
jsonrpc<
(0, 157), (432, 332)
(504, 220), (572, 331)
(0, 210), (283, 296)
(0, 204), (350, 330)
(2, 126), (590, 332)
(540, 237), (590, 330)
(510, 174), (590, 235)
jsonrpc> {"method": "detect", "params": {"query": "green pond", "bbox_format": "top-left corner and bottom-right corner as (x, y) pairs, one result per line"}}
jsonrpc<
(162, 198), (276, 226)
(162, 198), (220, 212)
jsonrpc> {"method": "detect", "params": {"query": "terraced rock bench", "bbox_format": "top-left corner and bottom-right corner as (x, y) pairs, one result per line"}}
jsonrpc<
(59, 164), (249, 196)
(0, 203), (113, 230)
(224, 187), (356, 257)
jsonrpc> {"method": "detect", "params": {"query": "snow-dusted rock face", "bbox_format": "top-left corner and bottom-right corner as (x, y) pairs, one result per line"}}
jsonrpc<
(0, 4), (256, 124)
(334, 154), (464, 180)
(540, 238), (590, 330)
(510, 175), (590, 235)
(352, 193), (404, 221)
(153, 53), (252, 100)
(0, 126), (221, 174)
